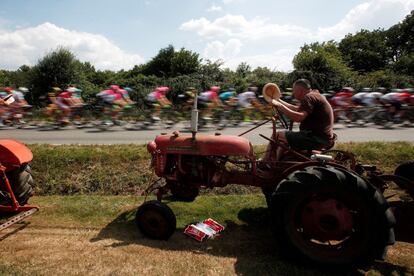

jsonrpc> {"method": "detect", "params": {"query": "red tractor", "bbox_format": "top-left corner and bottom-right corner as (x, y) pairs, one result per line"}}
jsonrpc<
(136, 84), (414, 266)
(0, 139), (38, 232)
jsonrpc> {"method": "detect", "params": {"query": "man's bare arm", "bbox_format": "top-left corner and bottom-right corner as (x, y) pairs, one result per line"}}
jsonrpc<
(278, 99), (299, 111)
(272, 100), (308, 122)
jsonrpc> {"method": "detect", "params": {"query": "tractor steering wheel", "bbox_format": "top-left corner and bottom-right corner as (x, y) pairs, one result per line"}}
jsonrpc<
(273, 106), (289, 130)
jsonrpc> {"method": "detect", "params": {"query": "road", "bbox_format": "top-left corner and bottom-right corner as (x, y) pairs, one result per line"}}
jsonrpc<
(0, 122), (413, 144)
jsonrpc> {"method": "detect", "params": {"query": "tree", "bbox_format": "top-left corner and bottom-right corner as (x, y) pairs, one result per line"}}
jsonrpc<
(387, 11), (414, 74)
(0, 70), (9, 87)
(339, 29), (388, 72)
(142, 45), (201, 78)
(391, 53), (414, 75)
(235, 62), (251, 78)
(243, 67), (289, 92)
(355, 70), (413, 89)
(30, 47), (81, 103)
(293, 41), (353, 90)
(196, 59), (225, 89)
(141, 45), (175, 77)
(171, 48), (201, 76)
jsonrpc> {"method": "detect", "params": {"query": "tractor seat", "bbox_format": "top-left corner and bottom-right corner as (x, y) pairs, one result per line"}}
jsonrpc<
(300, 133), (337, 156)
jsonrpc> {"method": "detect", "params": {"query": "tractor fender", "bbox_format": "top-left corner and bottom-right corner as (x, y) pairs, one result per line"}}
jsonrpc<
(0, 139), (33, 170)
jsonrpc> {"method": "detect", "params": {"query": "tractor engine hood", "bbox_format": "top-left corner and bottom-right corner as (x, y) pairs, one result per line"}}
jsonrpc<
(148, 132), (254, 157)
(0, 139), (33, 169)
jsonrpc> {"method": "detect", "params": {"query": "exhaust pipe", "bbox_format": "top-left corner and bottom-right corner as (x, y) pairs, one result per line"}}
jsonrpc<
(191, 91), (198, 139)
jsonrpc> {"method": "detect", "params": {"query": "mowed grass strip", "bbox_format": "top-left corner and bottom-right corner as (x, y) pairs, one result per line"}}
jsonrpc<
(25, 194), (267, 228)
(28, 142), (414, 196)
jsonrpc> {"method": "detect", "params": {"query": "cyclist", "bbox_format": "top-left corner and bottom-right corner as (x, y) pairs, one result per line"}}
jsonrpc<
(330, 87), (354, 122)
(238, 87), (260, 121)
(116, 86), (135, 107)
(331, 87), (354, 108)
(362, 91), (383, 107)
(0, 87), (14, 126)
(55, 87), (82, 123)
(11, 87), (30, 106)
(198, 86), (222, 120)
(351, 91), (368, 106)
(95, 85), (128, 123)
(409, 91), (414, 106)
(177, 87), (196, 113)
(145, 86), (172, 121)
(11, 87), (32, 124)
(219, 88), (237, 106)
(380, 89), (406, 124)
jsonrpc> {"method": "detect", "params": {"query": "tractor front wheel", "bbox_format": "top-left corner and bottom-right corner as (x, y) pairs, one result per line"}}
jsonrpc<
(270, 166), (395, 265)
(135, 200), (176, 240)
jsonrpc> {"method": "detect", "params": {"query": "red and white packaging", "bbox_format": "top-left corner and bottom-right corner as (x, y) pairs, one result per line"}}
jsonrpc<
(203, 218), (225, 232)
(184, 225), (208, 242)
(184, 218), (225, 242)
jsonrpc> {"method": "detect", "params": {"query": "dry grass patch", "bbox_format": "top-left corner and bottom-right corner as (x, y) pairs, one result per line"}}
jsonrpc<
(0, 195), (413, 275)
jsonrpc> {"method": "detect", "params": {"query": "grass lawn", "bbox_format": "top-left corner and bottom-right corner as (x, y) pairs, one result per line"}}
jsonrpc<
(0, 194), (413, 276)
(0, 142), (412, 275)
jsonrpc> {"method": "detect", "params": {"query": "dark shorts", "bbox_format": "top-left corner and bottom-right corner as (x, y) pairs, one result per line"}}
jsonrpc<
(285, 130), (330, 150)
(197, 98), (209, 108)
(389, 101), (402, 111)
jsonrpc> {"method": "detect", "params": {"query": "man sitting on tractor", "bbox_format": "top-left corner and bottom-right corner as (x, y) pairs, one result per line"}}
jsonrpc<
(263, 79), (334, 162)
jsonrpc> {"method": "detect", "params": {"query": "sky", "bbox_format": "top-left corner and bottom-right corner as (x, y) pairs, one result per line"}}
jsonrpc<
(0, 0), (413, 72)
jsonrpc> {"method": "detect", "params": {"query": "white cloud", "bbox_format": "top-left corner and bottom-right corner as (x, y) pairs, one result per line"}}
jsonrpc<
(318, 0), (414, 40)
(204, 39), (242, 60)
(181, 0), (414, 71)
(222, 49), (298, 72)
(0, 22), (144, 70)
(180, 14), (310, 41)
(222, 0), (243, 4)
(182, 0), (414, 42)
(207, 4), (223, 12)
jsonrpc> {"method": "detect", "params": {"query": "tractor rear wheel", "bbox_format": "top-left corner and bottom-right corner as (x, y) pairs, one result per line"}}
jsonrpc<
(135, 200), (176, 240)
(3, 165), (34, 205)
(270, 166), (395, 265)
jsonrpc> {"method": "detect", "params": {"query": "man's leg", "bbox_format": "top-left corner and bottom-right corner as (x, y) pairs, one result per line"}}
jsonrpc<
(275, 131), (288, 161)
(262, 130), (287, 162)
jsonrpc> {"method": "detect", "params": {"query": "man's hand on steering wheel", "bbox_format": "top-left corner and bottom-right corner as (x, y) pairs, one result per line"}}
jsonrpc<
(271, 99), (281, 108)
(271, 99), (289, 129)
